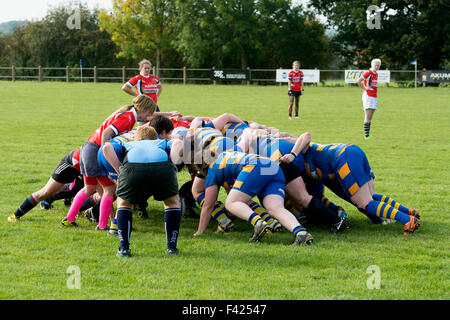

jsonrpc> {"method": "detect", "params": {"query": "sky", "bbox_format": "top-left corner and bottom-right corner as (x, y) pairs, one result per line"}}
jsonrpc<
(0, 0), (113, 23)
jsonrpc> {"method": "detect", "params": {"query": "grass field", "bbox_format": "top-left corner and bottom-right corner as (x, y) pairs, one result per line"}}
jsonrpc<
(0, 81), (448, 300)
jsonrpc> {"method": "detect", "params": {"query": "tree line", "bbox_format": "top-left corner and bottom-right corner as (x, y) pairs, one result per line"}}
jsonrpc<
(0, 0), (448, 73)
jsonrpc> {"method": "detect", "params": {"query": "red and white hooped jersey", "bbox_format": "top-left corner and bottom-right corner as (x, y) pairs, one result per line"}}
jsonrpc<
(88, 108), (138, 146)
(127, 73), (161, 103)
(362, 70), (378, 98)
(288, 70), (304, 91)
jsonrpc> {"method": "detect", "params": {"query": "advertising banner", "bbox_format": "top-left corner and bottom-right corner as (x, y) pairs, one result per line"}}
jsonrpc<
(276, 69), (320, 83)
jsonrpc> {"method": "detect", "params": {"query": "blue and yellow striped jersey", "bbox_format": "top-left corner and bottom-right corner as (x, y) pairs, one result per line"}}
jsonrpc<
(193, 127), (223, 149)
(208, 136), (243, 155)
(253, 136), (305, 171)
(205, 151), (272, 189)
(221, 122), (250, 139)
(303, 143), (352, 180)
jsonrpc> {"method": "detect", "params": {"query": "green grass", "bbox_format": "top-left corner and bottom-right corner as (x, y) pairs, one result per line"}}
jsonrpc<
(0, 81), (449, 300)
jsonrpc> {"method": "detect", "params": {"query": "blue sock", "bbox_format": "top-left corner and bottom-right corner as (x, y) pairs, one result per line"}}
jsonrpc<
(372, 194), (411, 215)
(117, 207), (133, 251)
(366, 200), (410, 225)
(292, 225), (306, 237)
(164, 208), (182, 250)
(196, 193), (205, 207)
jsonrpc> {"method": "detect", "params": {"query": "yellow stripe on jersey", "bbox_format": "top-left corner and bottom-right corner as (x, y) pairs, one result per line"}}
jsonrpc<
(329, 144), (340, 150)
(316, 144), (327, 151)
(234, 181), (243, 189)
(348, 182), (359, 196)
(233, 153), (246, 164)
(316, 168), (323, 179)
(337, 144), (352, 157)
(219, 153), (233, 169)
(338, 163), (351, 180)
(270, 150), (283, 162)
(242, 165), (255, 173)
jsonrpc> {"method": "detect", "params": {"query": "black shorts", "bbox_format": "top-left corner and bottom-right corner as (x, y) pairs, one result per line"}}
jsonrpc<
(51, 151), (81, 184)
(116, 161), (178, 204)
(279, 161), (302, 184)
(288, 90), (302, 97)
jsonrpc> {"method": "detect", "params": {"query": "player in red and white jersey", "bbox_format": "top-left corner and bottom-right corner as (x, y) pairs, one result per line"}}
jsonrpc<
(287, 61), (304, 119)
(122, 59), (183, 119)
(122, 59), (161, 105)
(357, 58), (381, 139)
(61, 95), (157, 229)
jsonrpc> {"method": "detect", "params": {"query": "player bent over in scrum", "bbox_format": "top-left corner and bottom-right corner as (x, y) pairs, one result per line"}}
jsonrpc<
(114, 126), (183, 257)
(282, 135), (421, 235)
(193, 150), (313, 245)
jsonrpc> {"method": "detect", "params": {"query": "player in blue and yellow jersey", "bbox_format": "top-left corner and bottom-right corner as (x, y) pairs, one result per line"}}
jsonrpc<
(193, 150), (313, 245)
(190, 113), (244, 131)
(240, 130), (348, 233)
(220, 121), (250, 141)
(282, 135), (421, 235)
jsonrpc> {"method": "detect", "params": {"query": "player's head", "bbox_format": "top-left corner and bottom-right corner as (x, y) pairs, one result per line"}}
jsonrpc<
(149, 114), (174, 139)
(371, 58), (381, 71)
(139, 59), (152, 75)
(293, 61), (300, 69)
(135, 125), (157, 141)
(133, 94), (157, 121)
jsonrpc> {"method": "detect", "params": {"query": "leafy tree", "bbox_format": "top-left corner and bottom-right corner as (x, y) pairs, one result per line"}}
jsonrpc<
(175, 0), (332, 69)
(99, 0), (177, 75)
(309, 0), (450, 69)
(6, 3), (121, 68)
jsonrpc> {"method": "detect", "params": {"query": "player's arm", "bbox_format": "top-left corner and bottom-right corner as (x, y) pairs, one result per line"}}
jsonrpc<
(101, 127), (116, 146)
(157, 83), (162, 98)
(103, 142), (121, 174)
(280, 132), (311, 163)
(122, 82), (138, 97)
(194, 184), (219, 236)
(212, 113), (244, 130)
(169, 139), (183, 165)
(357, 76), (369, 91)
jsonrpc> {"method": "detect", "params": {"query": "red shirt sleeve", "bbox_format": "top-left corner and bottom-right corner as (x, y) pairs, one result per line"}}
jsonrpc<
(109, 112), (136, 136)
(127, 75), (140, 87)
(362, 70), (372, 80)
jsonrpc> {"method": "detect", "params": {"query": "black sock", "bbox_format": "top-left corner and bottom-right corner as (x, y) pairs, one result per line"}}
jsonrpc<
(164, 208), (182, 250)
(79, 195), (97, 212)
(14, 195), (39, 218)
(304, 197), (340, 226)
(364, 122), (371, 137)
(117, 207), (133, 251)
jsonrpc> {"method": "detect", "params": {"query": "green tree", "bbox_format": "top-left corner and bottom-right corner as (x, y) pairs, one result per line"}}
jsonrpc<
(99, 0), (177, 75)
(309, 0), (450, 69)
(175, 0), (332, 69)
(7, 3), (121, 68)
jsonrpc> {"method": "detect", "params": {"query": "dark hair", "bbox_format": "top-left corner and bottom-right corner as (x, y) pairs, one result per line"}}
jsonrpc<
(149, 115), (174, 135)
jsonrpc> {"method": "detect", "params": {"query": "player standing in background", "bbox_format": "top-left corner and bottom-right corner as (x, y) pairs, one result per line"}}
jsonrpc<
(122, 59), (162, 107)
(287, 61), (304, 119)
(357, 59), (381, 140)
